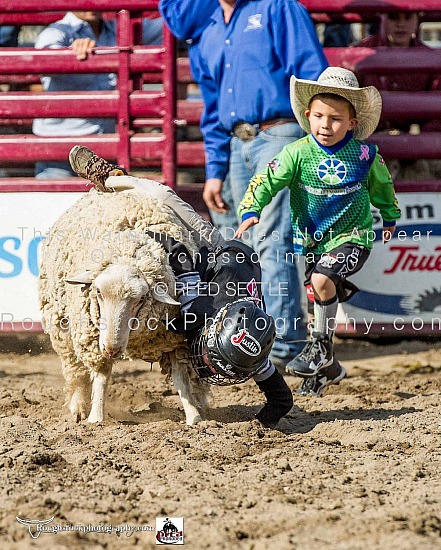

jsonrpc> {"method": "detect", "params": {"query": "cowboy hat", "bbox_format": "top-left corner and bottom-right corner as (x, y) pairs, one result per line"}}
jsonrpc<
(290, 67), (382, 140)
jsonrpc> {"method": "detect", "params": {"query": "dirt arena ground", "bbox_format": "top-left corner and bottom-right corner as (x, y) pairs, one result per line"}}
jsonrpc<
(0, 336), (440, 550)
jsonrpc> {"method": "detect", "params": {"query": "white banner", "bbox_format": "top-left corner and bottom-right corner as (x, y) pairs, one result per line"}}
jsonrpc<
(338, 192), (441, 335)
(0, 191), (440, 335)
(0, 192), (83, 329)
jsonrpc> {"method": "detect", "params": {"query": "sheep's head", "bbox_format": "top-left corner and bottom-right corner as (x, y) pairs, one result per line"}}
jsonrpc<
(66, 264), (179, 358)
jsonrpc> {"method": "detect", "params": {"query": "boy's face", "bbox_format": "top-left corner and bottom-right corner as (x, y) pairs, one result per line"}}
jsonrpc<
(306, 97), (358, 147)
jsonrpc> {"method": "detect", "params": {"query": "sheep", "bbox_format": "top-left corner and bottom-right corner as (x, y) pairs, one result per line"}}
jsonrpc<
(39, 188), (211, 426)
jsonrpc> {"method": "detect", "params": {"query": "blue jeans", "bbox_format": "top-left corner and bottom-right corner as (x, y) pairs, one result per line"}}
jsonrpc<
(35, 161), (76, 179)
(209, 172), (239, 240)
(0, 26), (20, 47)
(229, 122), (306, 364)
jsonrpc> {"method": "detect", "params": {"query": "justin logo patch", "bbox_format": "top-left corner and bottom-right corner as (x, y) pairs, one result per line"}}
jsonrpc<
(378, 155), (386, 165)
(231, 329), (261, 356)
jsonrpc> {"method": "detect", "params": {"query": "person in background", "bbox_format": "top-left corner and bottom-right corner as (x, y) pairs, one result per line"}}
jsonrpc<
(0, 26), (20, 47)
(356, 11), (441, 180)
(159, 0), (237, 238)
(32, 11), (162, 179)
(192, 0), (329, 370)
(235, 67), (401, 396)
(356, 11), (440, 109)
(323, 23), (353, 47)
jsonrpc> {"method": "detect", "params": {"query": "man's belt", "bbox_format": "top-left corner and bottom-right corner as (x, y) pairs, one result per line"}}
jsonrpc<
(232, 117), (297, 141)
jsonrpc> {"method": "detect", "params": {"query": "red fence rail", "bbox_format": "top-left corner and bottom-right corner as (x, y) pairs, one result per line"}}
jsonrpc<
(0, 1), (440, 195)
(0, 6), (178, 187)
(302, 0), (441, 12)
(0, 0), (159, 11)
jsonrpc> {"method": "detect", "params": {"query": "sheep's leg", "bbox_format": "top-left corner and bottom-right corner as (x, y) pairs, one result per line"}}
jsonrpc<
(171, 362), (203, 426)
(59, 354), (90, 422)
(192, 376), (212, 417)
(69, 385), (90, 422)
(88, 366), (112, 423)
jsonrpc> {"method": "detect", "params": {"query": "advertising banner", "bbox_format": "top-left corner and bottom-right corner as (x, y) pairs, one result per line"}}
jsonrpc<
(0, 191), (440, 336)
(338, 192), (441, 336)
(0, 192), (83, 330)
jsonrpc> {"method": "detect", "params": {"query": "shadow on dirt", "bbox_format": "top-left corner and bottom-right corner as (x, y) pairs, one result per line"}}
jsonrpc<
(0, 369), (47, 378)
(108, 400), (182, 424)
(279, 405), (422, 434)
(335, 336), (440, 361)
(0, 334), (52, 355)
(205, 403), (421, 435)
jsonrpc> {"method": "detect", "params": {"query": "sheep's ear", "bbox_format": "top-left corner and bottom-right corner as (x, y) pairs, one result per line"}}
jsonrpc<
(152, 287), (180, 306)
(65, 271), (94, 286)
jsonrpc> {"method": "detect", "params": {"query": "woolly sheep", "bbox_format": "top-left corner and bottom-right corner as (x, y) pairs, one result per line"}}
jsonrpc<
(39, 189), (210, 426)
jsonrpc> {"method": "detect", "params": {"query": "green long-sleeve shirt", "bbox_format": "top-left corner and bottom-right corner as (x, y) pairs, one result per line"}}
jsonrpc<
(238, 135), (401, 254)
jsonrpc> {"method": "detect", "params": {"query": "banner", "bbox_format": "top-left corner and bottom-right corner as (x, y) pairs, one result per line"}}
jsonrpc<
(0, 192), (83, 329)
(338, 192), (441, 335)
(0, 191), (440, 335)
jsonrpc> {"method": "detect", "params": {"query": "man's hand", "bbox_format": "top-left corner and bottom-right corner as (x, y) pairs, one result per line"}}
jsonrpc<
(202, 178), (229, 213)
(234, 217), (259, 238)
(71, 38), (96, 60)
(383, 225), (396, 243)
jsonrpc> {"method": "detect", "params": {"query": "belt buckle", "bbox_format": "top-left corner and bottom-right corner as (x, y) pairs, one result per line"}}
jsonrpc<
(233, 122), (257, 141)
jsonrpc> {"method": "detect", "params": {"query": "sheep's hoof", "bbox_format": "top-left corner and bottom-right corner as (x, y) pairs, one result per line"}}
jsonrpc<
(186, 414), (203, 427)
(69, 397), (88, 423)
(87, 414), (104, 423)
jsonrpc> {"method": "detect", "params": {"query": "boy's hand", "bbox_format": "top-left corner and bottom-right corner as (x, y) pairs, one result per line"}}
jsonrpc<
(146, 232), (194, 276)
(234, 217), (259, 238)
(383, 225), (396, 243)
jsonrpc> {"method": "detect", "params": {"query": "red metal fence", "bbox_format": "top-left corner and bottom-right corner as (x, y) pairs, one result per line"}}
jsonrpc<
(0, 0), (440, 196)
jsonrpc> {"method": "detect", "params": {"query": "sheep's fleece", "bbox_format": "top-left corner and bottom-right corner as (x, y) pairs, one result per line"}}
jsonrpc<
(39, 189), (205, 422)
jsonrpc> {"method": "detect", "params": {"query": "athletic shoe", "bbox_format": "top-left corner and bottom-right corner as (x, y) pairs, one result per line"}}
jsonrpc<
(285, 331), (333, 377)
(296, 358), (346, 397)
(69, 146), (126, 191)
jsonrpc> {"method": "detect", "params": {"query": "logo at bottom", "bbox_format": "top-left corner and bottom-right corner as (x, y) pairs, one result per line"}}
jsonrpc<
(155, 517), (184, 545)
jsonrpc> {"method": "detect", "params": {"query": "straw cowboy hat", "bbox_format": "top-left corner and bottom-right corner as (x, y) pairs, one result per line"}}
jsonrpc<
(290, 67), (382, 140)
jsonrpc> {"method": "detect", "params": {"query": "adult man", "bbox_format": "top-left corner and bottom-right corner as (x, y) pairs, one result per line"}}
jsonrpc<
(33, 11), (162, 178)
(194, 0), (329, 367)
(68, 145), (294, 428)
(159, 0), (238, 236)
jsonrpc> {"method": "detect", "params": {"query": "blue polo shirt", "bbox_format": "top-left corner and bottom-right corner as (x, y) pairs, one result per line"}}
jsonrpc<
(195, 0), (328, 180)
(159, 0), (218, 41)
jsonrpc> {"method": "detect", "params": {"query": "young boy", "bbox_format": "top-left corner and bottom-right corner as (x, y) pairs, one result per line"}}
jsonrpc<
(67, 145), (294, 427)
(235, 67), (401, 395)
